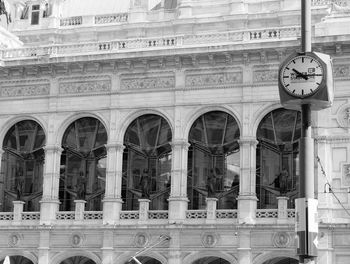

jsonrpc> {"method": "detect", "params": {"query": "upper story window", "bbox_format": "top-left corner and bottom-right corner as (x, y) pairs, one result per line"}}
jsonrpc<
(31, 5), (40, 25)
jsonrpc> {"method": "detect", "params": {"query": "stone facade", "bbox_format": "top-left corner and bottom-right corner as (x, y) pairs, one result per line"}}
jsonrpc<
(0, 0), (350, 264)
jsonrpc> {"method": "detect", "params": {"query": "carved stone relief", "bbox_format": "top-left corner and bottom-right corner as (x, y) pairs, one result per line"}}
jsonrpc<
(121, 75), (175, 90)
(71, 232), (85, 247)
(201, 232), (218, 248)
(342, 163), (350, 186)
(253, 69), (278, 83)
(334, 65), (350, 79)
(185, 71), (242, 88)
(134, 232), (149, 247)
(59, 78), (111, 94)
(336, 103), (350, 128)
(0, 84), (49, 97)
(8, 233), (22, 247)
(272, 232), (290, 248)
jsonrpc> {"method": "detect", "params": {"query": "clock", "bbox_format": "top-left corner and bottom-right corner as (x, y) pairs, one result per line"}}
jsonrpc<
(278, 51), (334, 111)
(279, 54), (324, 98)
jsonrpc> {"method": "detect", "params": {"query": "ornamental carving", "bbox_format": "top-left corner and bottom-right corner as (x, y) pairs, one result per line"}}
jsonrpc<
(8, 233), (21, 247)
(185, 72), (242, 88)
(134, 232), (149, 247)
(71, 232), (85, 247)
(253, 70), (278, 82)
(334, 65), (350, 78)
(121, 76), (175, 90)
(1, 84), (49, 97)
(59, 80), (111, 94)
(272, 232), (290, 248)
(342, 163), (350, 186)
(336, 103), (350, 128)
(201, 232), (218, 248)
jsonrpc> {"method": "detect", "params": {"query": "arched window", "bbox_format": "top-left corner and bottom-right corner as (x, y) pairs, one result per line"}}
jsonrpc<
(256, 108), (301, 209)
(1, 120), (45, 212)
(188, 111), (240, 209)
(122, 114), (172, 210)
(60, 117), (107, 211)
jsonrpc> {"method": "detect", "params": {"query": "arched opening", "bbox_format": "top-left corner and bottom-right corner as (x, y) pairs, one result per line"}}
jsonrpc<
(187, 111), (240, 209)
(128, 256), (162, 264)
(59, 117), (107, 211)
(192, 257), (230, 264)
(59, 256), (96, 264)
(122, 114), (172, 210)
(256, 108), (301, 209)
(261, 257), (298, 264)
(1, 120), (45, 212)
(0, 255), (34, 264)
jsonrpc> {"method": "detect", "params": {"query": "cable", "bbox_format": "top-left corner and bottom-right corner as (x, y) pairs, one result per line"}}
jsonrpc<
(317, 156), (350, 217)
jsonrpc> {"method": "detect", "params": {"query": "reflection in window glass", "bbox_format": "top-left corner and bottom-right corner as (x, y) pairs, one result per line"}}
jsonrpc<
(122, 114), (172, 210)
(60, 117), (107, 211)
(256, 108), (300, 209)
(188, 111), (240, 209)
(1, 120), (45, 212)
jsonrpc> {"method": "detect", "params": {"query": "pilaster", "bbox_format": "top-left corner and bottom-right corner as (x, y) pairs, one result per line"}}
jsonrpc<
(103, 142), (125, 225)
(238, 229), (252, 264)
(13, 201), (25, 224)
(277, 196), (289, 224)
(237, 137), (258, 224)
(102, 230), (115, 264)
(40, 144), (63, 225)
(168, 140), (190, 222)
(177, 0), (192, 18)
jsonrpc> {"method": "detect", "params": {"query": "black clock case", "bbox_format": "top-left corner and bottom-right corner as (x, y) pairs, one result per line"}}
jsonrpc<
(278, 51), (334, 111)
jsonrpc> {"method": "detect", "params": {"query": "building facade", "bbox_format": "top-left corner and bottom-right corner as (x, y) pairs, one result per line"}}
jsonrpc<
(0, 0), (350, 263)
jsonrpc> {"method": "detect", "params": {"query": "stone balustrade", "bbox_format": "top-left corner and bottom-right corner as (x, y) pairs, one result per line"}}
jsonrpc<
(0, 26), (300, 60)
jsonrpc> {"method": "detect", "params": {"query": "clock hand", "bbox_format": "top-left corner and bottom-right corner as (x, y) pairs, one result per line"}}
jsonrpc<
(292, 68), (308, 80)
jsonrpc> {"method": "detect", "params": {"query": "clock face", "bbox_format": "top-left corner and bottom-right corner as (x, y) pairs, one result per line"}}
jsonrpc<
(280, 55), (324, 98)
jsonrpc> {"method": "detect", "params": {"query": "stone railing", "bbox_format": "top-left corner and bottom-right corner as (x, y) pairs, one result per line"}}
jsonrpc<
(186, 210), (207, 219)
(95, 13), (128, 24)
(22, 212), (40, 220)
(60, 16), (83, 27)
(120, 211), (139, 220)
(83, 211), (103, 220)
(256, 209), (278, 218)
(148, 210), (168, 219)
(0, 212), (13, 220)
(216, 210), (238, 219)
(287, 209), (296, 218)
(56, 211), (75, 220)
(0, 26), (301, 60)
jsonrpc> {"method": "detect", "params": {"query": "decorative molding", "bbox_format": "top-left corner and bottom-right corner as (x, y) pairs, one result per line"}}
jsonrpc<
(121, 74), (175, 90)
(59, 76), (111, 94)
(253, 69), (278, 83)
(315, 135), (350, 143)
(336, 103), (350, 128)
(0, 84), (49, 97)
(333, 64), (350, 79)
(185, 70), (243, 89)
(272, 232), (290, 248)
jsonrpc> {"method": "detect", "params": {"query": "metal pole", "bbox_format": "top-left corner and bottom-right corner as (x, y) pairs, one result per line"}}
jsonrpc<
(299, 1), (316, 263)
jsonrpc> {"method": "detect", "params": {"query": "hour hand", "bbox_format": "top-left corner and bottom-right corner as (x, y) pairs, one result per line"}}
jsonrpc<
(292, 68), (308, 80)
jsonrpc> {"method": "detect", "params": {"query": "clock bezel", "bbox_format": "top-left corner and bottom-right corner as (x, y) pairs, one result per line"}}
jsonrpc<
(279, 52), (327, 99)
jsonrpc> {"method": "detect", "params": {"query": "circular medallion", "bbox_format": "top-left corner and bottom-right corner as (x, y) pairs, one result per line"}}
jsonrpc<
(71, 233), (84, 247)
(8, 233), (21, 247)
(201, 232), (218, 248)
(273, 232), (290, 248)
(134, 232), (149, 247)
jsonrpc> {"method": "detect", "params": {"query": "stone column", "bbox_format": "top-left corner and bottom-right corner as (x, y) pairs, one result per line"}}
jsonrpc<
(102, 230), (115, 264)
(168, 140), (190, 223)
(177, 0), (192, 18)
(102, 143), (124, 225)
(237, 229), (252, 264)
(168, 230), (181, 264)
(40, 145), (62, 225)
(38, 231), (50, 264)
(129, 0), (148, 22)
(277, 196), (289, 224)
(237, 138), (258, 224)
(13, 201), (25, 224)
(206, 197), (217, 223)
(74, 200), (86, 221)
(138, 199), (150, 223)
(0, 149), (5, 211)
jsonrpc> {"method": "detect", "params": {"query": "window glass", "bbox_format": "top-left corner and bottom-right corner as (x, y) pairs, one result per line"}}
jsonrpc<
(122, 114), (172, 210)
(1, 120), (45, 212)
(256, 109), (300, 209)
(60, 117), (107, 211)
(188, 111), (240, 209)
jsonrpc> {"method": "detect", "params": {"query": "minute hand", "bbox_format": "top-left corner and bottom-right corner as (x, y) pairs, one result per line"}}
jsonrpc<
(292, 68), (308, 80)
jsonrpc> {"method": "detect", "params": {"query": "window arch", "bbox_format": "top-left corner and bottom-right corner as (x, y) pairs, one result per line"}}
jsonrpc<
(1, 120), (45, 212)
(59, 117), (107, 211)
(187, 111), (240, 209)
(256, 108), (301, 209)
(122, 114), (172, 210)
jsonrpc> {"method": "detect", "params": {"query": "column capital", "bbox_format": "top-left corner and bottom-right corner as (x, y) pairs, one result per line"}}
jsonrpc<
(238, 137), (258, 147)
(171, 140), (190, 150)
(43, 145), (63, 153)
(106, 142), (125, 151)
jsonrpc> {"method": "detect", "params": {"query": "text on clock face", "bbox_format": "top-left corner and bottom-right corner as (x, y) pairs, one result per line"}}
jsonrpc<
(290, 68), (316, 82)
